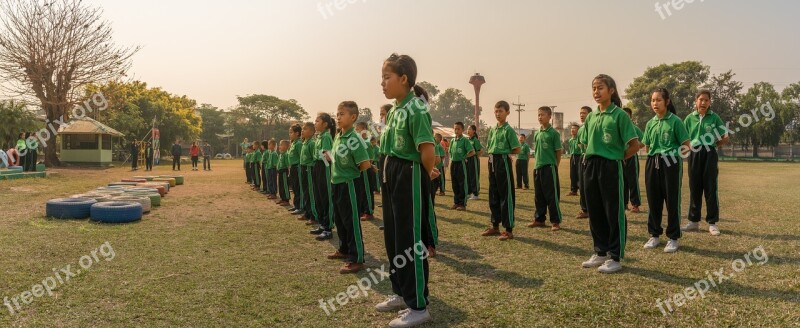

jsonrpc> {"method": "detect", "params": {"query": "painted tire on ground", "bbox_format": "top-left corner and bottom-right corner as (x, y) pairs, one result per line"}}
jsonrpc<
(108, 182), (139, 187)
(90, 202), (143, 223)
(121, 178), (147, 183)
(93, 189), (124, 196)
(127, 192), (161, 206)
(136, 184), (167, 196)
(46, 198), (96, 219)
(152, 178), (176, 187)
(133, 176), (157, 181)
(70, 194), (113, 202)
(111, 196), (151, 213)
(158, 175), (183, 185)
(0, 168), (23, 175)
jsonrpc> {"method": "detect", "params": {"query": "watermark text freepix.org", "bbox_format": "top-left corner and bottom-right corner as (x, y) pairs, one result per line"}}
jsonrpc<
(655, 245), (768, 316)
(655, 0), (706, 20)
(3, 241), (116, 315)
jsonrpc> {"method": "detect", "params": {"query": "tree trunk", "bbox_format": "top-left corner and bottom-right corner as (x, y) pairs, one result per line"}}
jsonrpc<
(43, 104), (64, 167)
(752, 138), (759, 158)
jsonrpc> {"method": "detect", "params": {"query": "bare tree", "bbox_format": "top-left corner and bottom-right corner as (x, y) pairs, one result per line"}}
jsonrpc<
(0, 0), (139, 166)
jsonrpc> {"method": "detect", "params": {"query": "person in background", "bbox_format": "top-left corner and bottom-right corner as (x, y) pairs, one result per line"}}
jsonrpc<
(190, 141), (200, 171)
(145, 141), (154, 171)
(130, 139), (140, 171)
(171, 139), (182, 171)
(16, 133), (27, 171)
(202, 140), (212, 171)
(27, 131), (38, 172)
(516, 134), (531, 190)
(241, 137), (250, 168)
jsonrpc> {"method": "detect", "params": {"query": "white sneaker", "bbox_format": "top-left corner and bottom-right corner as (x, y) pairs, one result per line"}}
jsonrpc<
(376, 294), (407, 312)
(598, 259), (622, 273)
(681, 222), (699, 231)
(643, 237), (660, 249)
(709, 225), (721, 236)
(664, 239), (679, 253)
(581, 254), (608, 268)
(389, 308), (431, 328)
(469, 194), (479, 200)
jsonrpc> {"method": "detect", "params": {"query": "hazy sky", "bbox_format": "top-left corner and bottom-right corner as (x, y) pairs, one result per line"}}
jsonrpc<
(84, 0), (799, 128)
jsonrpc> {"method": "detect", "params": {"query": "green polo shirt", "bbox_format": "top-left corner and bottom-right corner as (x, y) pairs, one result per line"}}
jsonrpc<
(517, 144), (531, 160)
(579, 104), (639, 161)
(470, 137), (482, 155)
(434, 143), (445, 168)
(300, 138), (316, 166)
(577, 125), (586, 152)
(288, 139), (302, 165)
(486, 122), (521, 155)
(449, 135), (474, 162)
(642, 112), (691, 156)
(568, 137), (582, 156)
(245, 152), (252, 163)
(684, 110), (726, 148)
(315, 131), (333, 161)
(16, 139), (27, 151)
(252, 149), (262, 164)
(277, 151), (288, 169)
(534, 125), (562, 169)
(331, 128), (371, 184)
(371, 144), (380, 162)
(381, 91), (435, 163)
(261, 150), (271, 167)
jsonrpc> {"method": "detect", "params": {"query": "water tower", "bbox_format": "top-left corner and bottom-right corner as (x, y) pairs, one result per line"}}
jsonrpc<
(469, 73), (485, 127)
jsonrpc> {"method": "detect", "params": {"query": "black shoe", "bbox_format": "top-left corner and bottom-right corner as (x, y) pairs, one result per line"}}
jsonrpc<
(309, 227), (324, 235)
(315, 231), (333, 241)
(287, 207), (296, 212)
(379, 225), (385, 230)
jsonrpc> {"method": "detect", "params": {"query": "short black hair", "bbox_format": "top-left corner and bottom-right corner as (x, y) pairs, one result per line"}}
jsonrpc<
(495, 100), (510, 111)
(580, 106), (592, 113)
(538, 106), (553, 115)
(454, 121), (465, 129)
(520, 134), (526, 138)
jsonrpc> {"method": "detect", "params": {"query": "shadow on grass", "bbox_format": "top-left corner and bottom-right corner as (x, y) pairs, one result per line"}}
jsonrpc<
(435, 253), (543, 289)
(722, 230), (800, 242)
(625, 266), (800, 304)
(428, 296), (468, 327)
(680, 245), (800, 264)
(436, 214), (486, 229)
(437, 239), (483, 261)
(513, 235), (587, 257)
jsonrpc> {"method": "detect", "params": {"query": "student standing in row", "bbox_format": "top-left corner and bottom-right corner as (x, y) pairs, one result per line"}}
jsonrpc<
(467, 125), (482, 200)
(327, 101), (372, 274)
(433, 133), (446, 198)
(568, 125), (581, 196)
(683, 90), (728, 236)
(449, 122), (474, 211)
(355, 122), (375, 221)
(298, 123), (317, 225)
(642, 88), (691, 253)
(482, 101), (521, 241)
(579, 74), (640, 274)
(267, 139), (280, 199)
(575, 106), (591, 219)
(275, 140), (291, 206)
(252, 141), (263, 191)
(516, 134), (531, 190)
(529, 106), (563, 231)
(622, 108), (645, 213)
(374, 53), (436, 327)
(288, 124), (304, 214)
(311, 114), (336, 241)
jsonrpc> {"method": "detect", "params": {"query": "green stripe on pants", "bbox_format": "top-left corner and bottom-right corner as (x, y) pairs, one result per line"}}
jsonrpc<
(347, 180), (364, 263)
(461, 162), (469, 206)
(617, 161), (626, 259)
(363, 171), (373, 214)
(550, 165), (563, 221)
(307, 166), (317, 220)
(411, 163), (425, 308)
(326, 167), (333, 227)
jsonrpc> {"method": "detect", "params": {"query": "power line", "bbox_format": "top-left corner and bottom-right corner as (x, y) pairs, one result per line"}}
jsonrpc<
(512, 96), (526, 132)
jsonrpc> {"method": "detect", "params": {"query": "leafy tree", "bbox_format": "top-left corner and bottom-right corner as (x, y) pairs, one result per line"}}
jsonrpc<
(624, 61), (710, 130)
(0, 100), (39, 149)
(429, 88), (478, 127)
(780, 82), (800, 147)
(702, 70), (743, 124)
(228, 95), (308, 143)
(357, 107), (374, 124)
(417, 81), (440, 100)
(197, 104), (227, 154)
(736, 82), (786, 157)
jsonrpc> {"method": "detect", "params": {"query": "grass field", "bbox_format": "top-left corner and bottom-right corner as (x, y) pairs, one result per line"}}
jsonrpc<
(1, 158), (798, 327)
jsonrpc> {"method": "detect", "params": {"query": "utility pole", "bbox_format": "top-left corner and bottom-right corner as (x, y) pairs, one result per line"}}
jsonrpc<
(513, 96), (526, 133)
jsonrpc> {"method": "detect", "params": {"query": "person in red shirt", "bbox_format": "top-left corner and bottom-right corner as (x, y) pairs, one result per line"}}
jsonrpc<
(190, 142), (200, 171)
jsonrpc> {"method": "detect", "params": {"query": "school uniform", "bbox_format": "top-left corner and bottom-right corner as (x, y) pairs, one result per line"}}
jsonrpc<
(245, 152), (253, 183)
(533, 126), (563, 224)
(288, 139), (303, 210)
(357, 139), (375, 217)
(642, 112), (690, 241)
(253, 149), (262, 189)
(277, 151), (290, 201)
(623, 126), (644, 208)
(449, 135), (474, 207)
(684, 110), (725, 225)
(516, 143), (531, 189)
(331, 127), (372, 264)
(579, 104), (638, 262)
(432, 142), (446, 200)
(268, 150), (279, 195)
(568, 136), (581, 193)
(28, 138), (38, 172)
(313, 131), (334, 231)
(467, 136), (482, 196)
(16, 138), (27, 172)
(380, 90), (437, 311)
(577, 125), (588, 213)
(487, 122), (521, 232)
(260, 149), (270, 193)
(370, 143), (379, 194)
(300, 138), (317, 221)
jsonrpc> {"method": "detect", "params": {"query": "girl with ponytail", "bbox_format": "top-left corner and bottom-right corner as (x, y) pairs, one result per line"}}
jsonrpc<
(641, 87), (691, 253)
(579, 74), (641, 274)
(309, 113), (336, 241)
(375, 53), (436, 327)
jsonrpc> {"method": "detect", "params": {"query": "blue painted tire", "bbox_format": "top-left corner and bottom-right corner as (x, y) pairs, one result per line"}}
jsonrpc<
(46, 198), (96, 219)
(90, 201), (143, 223)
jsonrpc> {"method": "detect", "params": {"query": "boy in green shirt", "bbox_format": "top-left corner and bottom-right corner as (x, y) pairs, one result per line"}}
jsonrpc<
(683, 90), (728, 236)
(244, 147), (253, 184)
(449, 122), (475, 210)
(576, 106), (592, 219)
(516, 134), (531, 189)
(252, 141), (263, 191)
(568, 124), (582, 196)
(327, 101), (372, 274)
(433, 133), (446, 198)
(259, 140), (270, 194)
(299, 123), (317, 224)
(482, 101), (522, 240)
(622, 108), (645, 213)
(466, 125), (482, 199)
(355, 122), (375, 221)
(266, 139), (279, 199)
(529, 106), (563, 231)
(276, 140), (291, 206)
(288, 124), (304, 214)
